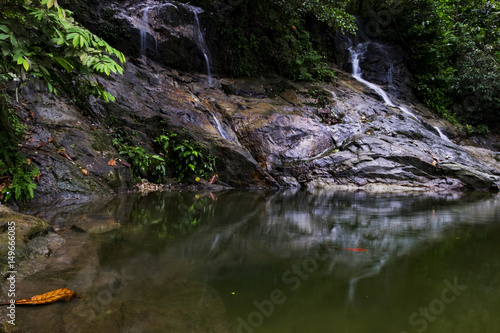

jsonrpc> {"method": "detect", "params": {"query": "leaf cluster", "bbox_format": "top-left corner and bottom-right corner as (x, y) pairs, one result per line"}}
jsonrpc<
(113, 132), (216, 183)
(0, 0), (126, 102)
(382, 0), (500, 128)
(0, 98), (40, 202)
(195, 0), (354, 80)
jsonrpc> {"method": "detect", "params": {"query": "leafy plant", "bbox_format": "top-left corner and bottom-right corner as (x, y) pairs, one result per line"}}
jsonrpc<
(112, 138), (166, 181)
(0, 0), (126, 102)
(171, 138), (215, 181)
(154, 132), (216, 182)
(0, 99), (40, 202)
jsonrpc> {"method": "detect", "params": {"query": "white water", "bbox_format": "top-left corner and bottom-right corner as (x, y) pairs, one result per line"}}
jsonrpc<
(188, 5), (213, 87)
(140, 7), (150, 57)
(433, 126), (452, 142)
(211, 114), (232, 141)
(348, 43), (418, 121)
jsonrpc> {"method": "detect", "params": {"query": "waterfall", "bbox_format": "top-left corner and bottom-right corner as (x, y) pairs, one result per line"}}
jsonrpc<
(140, 7), (150, 57)
(348, 42), (455, 142)
(187, 5), (212, 87)
(211, 114), (232, 141)
(348, 43), (418, 120)
(433, 126), (452, 143)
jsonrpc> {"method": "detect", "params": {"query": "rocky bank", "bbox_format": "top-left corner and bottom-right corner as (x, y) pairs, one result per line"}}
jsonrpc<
(7, 0), (500, 207)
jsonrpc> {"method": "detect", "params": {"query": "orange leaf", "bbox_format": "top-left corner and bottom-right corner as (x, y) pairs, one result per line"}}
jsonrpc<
(10, 288), (81, 305)
(48, 136), (54, 143)
(81, 169), (88, 176)
(108, 158), (116, 167)
(341, 248), (367, 252)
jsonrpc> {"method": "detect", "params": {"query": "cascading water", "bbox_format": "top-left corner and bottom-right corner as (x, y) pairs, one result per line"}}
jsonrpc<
(433, 126), (452, 143)
(211, 113), (232, 141)
(140, 7), (150, 57)
(349, 42), (418, 120)
(187, 5), (212, 87)
(348, 42), (456, 143)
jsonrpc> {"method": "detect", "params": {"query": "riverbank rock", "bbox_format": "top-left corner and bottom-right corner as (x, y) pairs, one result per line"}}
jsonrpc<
(13, 56), (500, 202)
(0, 205), (64, 278)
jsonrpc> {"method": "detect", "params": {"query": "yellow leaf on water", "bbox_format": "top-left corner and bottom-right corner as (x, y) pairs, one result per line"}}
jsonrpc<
(11, 288), (81, 305)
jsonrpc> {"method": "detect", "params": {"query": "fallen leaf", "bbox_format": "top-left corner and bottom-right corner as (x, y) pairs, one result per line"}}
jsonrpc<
(341, 248), (368, 252)
(118, 159), (131, 167)
(59, 151), (73, 161)
(81, 169), (88, 176)
(48, 136), (54, 143)
(108, 159), (116, 167)
(29, 110), (35, 118)
(1, 288), (81, 306)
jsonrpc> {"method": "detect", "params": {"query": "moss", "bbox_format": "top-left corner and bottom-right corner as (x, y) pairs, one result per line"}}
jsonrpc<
(0, 206), (55, 275)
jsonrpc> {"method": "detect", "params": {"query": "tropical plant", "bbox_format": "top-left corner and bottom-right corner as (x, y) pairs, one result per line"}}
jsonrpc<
(0, 0), (125, 102)
(0, 0), (125, 202)
(112, 138), (166, 180)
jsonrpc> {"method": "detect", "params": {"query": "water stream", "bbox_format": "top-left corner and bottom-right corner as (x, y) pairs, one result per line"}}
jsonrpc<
(349, 43), (419, 121)
(12, 190), (500, 333)
(187, 5), (213, 87)
(211, 113), (232, 141)
(348, 42), (454, 142)
(139, 7), (149, 57)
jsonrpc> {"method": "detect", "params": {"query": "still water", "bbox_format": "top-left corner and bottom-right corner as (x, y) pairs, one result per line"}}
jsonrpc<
(16, 190), (500, 332)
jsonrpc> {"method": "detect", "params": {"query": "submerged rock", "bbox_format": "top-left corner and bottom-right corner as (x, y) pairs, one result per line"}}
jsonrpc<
(0, 205), (64, 278)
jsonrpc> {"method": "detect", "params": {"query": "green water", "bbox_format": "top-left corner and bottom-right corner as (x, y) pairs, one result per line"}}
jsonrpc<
(15, 190), (500, 332)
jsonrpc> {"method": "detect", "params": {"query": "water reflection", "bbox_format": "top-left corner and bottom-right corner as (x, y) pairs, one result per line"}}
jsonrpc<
(15, 190), (500, 332)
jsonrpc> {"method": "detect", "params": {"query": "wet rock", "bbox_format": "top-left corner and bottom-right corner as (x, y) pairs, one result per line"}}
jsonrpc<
(0, 206), (64, 278)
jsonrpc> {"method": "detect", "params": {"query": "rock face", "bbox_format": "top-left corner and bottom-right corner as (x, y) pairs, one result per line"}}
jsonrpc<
(12, 0), (500, 203)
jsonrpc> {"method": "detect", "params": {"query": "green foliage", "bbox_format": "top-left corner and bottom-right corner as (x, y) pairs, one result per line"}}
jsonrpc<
(201, 0), (354, 80)
(381, 0), (500, 128)
(0, 0), (126, 102)
(113, 133), (216, 183)
(0, 99), (40, 202)
(112, 138), (166, 181)
(155, 133), (216, 182)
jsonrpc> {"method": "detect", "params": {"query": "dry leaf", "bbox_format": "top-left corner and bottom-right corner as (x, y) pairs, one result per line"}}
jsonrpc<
(59, 151), (73, 161)
(2, 288), (81, 306)
(81, 169), (88, 176)
(118, 159), (131, 167)
(48, 136), (54, 143)
(108, 158), (116, 167)
(341, 248), (368, 252)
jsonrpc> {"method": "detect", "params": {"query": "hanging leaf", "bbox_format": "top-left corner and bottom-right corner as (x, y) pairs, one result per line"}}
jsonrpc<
(1, 288), (81, 306)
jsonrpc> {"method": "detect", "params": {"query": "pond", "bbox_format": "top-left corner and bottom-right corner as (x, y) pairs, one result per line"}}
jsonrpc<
(14, 189), (500, 332)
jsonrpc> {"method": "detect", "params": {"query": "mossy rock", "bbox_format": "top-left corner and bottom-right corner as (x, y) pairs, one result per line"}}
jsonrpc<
(0, 206), (64, 278)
